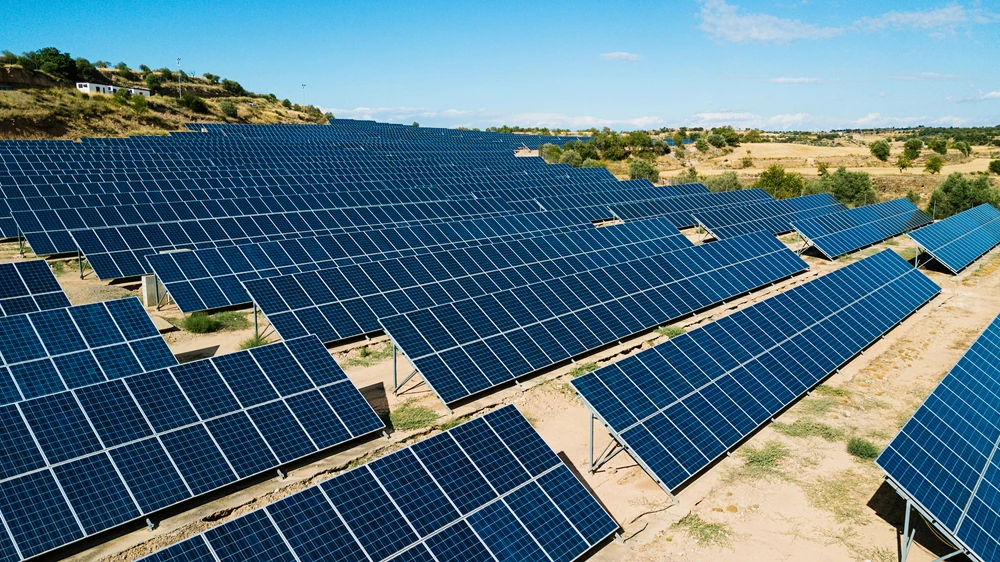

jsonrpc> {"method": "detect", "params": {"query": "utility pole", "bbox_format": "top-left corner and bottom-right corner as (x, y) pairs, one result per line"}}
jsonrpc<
(176, 57), (182, 98)
(301, 83), (306, 106)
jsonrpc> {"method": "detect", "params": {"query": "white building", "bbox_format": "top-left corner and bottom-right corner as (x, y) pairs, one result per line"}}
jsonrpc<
(75, 82), (150, 97)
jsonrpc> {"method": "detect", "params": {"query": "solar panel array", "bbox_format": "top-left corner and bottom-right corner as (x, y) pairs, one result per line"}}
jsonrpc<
(139, 405), (617, 562)
(572, 250), (940, 493)
(383, 231), (808, 405)
(793, 198), (933, 259)
(695, 193), (847, 240)
(908, 203), (1000, 274)
(0, 298), (177, 407)
(0, 260), (70, 317)
(246, 217), (691, 345)
(0, 335), (383, 561)
(877, 313), (1000, 562)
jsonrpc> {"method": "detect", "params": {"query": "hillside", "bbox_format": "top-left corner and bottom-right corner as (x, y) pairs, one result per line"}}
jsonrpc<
(0, 47), (330, 140)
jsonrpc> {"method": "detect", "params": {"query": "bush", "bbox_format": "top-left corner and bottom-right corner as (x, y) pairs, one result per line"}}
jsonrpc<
(927, 173), (1000, 218)
(695, 138), (710, 153)
(846, 438), (880, 460)
(115, 62), (133, 80)
(112, 88), (131, 105)
(928, 138), (948, 155)
(157, 67), (174, 81)
(896, 155), (912, 173)
(581, 158), (604, 168)
(178, 94), (209, 113)
(817, 162), (829, 176)
(906, 189), (921, 205)
(203, 72), (220, 83)
(131, 95), (147, 114)
(904, 138), (923, 160)
(869, 139), (890, 161)
(629, 159), (660, 182)
(281, 98), (292, 108)
(924, 155), (945, 174)
(238, 333), (270, 350)
(144, 73), (162, 91)
(706, 133), (726, 148)
(219, 99), (238, 118)
(670, 167), (699, 185)
(558, 149), (582, 167)
(220, 78), (247, 96)
(703, 171), (743, 192)
(989, 160), (1000, 175)
(139, 64), (151, 73)
(412, 121), (419, 127)
(953, 141), (971, 157)
(754, 164), (804, 199)
(539, 143), (562, 163)
(179, 312), (220, 333)
(810, 166), (877, 207)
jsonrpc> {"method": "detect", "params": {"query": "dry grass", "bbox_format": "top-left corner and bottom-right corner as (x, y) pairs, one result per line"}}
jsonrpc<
(804, 470), (873, 524)
(724, 440), (791, 483)
(672, 513), (733, 548)
(389, 400), (439, 431)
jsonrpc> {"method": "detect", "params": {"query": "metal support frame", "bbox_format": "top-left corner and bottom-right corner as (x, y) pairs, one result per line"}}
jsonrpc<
(17, 229), (24, 257)
(391, 345), (425, 394)
(78, 250), (85, 279)
(254, 303), (259, 337)
(588, 414), (624, 473)
(898, 499), (964, 562)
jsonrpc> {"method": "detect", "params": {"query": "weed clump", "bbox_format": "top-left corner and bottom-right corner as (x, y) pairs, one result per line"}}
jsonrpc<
(390, 400), (439, 431)
(772, 419), (845, 442)
(179, 312), (219, 333)
(672, 513), (732, 547)
(847, 437), (880, 460)
(734, 440), (791, 481)
(238, 333), (270, 350)
(569, 362), (598, 378)
(657, 326), (686, 338)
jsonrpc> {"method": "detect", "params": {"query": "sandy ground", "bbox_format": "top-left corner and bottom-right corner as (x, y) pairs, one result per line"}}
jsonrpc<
(3, 230), (975, 562)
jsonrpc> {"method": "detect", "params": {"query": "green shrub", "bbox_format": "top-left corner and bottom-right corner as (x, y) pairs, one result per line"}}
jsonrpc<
(924, 155), (945, 175)
(846, 437), (880, 460)
(178, 94), (209, 114)
(904, 138), (923, 160)
(928, 138), (948, 155)
(559, 149), (582, 167)
(132, 94), (147, 114)
(989, 160), (1000, 175)
(953, 141), (971, 157)
(144, 73), (162, 91)
(569, 362), (598, 377)
(926, 173), (1000, 218)
(220, 78), (247, 96)
(906, 189), (921, 205)
(706, 133), (726, 148)
(580, 158), (604, 168)
(703, 171), (743, 192)
(203, 72), (220, 83)
(219, 99), (238, 118)
(629, 158), (659, 182)
(869, 139), (890, 161)
(896, 155), (912, 172)
(754, 164), (804, 199)
(112, 88), (131, 105)
(179, 312), (220, 333)
(238, 333), (270, 349)
(390, 400), (438, 430)
(281, 98), (292, 108)
(695, 138), (710, 152)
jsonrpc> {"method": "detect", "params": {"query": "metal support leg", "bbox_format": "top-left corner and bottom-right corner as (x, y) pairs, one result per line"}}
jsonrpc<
(253, 303), (259, 337)
(17, 230), (23, 257)
(392, 344), (397, 390)
(78, 250), (84, 279)
(588, 414), (624, 473)
(394, 369), (419, 395)
(154, 276), (161, 311)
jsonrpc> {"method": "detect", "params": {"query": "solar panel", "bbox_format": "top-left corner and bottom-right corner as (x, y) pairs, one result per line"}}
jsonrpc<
(247, 217), (692, 345)
(0, 297), (177, 407)
(138, 405), (617, 562)
(695, 193), (847, 240)
(0, 335), (383, 561)
(572, 249), (940, 495)
(611, 189), (774, 228)
(908, 203), (1000, 274)
(793, 198), (933, 259)
(0, 260), (70, 318)
(382, 230), (808, 405)
(877, 313), (1000, 562)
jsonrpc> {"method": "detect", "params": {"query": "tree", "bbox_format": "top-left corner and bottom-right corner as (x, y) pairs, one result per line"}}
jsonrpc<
(559, 150), (583, 167)
(743, 129), (763, 143)
(706, 133), (726, 148)
(178, 94), (209, 113)
(626, 131), (653, 153)
(869, 139), (891, 161)
(219, 99), (238, 118)
(953, 141), (971, 157)
(629, 159), (660, 182)
(990, 160), (1000, 175)
(703, 171), (744, 192)
(139, 64), (151, 73)
(896, 155), (912, 173)
(928, 138), (948, 155)
(650, 139), (670, 156)
(203, 73), (220, 83)
(17, 47), (77, 81)
(324, 112), (335, 121)
(671, 167), (699, 185)
(115, 62), (132, 80)
(0, 51), (16, 65)
(808, 166), (877, 206)
(753, 164), (805, 199)
(926, 173), (1000, 218)
(817, 162), (830, 176)
(906, 189), (921, 205)
(717, 126), (741, 147)
(672, 131), (685, 149)
(157, 67), (174, 81)
(904, 138), (923, 160)
(925, 155), (945, 174)
(581, 158), (604, 168)
(144, 73), (162, 91)
(281, 99), (292, 108)
(112, 88), (131, 104)
(131, 94), (148, 115)
(695, 138), (710, 153)
(539, 143), (562, 163)
(412, 122), (419, 127)
(220, 79), (247, 96)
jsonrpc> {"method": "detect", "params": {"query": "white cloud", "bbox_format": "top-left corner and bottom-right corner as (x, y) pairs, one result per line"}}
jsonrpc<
(853, 112), (973, 127)
(507, 112), (663, 129)
(696, 0), (844, 44)
(599, 52), (640, 62)
(983, 91), (1000, 99)
(769, 77), (820, 84)
(322, 106), (663, 130)
(855, 6), (967, 31)
(685, 111), (817, 130)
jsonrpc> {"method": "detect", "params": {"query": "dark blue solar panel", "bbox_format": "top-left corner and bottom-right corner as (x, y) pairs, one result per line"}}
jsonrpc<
(0, 336), (382, 561)
(137, 405), (615, 562)
(794, 198), (933, 259)
(0, 261), (70, 318)
(695, 193), (847, 240)
(574, 250), (940, 494)
(877, 312), (1000, 562)
(384, 230), (808, 405)
(908, 203), (1000, 274)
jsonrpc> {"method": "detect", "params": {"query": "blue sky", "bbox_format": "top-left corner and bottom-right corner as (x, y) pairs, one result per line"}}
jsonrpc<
(3, 0), (999, 130)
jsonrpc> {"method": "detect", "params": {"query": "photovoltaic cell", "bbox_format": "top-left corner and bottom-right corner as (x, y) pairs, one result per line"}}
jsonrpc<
(572, 250), (940, 494)
(138, 405), (616, 562)
(0, 261), (70, 318)
(694, 193), (847, 240)
(908, 203), (1000, 274)
(384, 230), (808, 405)
(793, 198), (933, 259)
(0, 298), (176, 407)
(877, 312), (1000, 562)
(0, 335), (383, 561)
